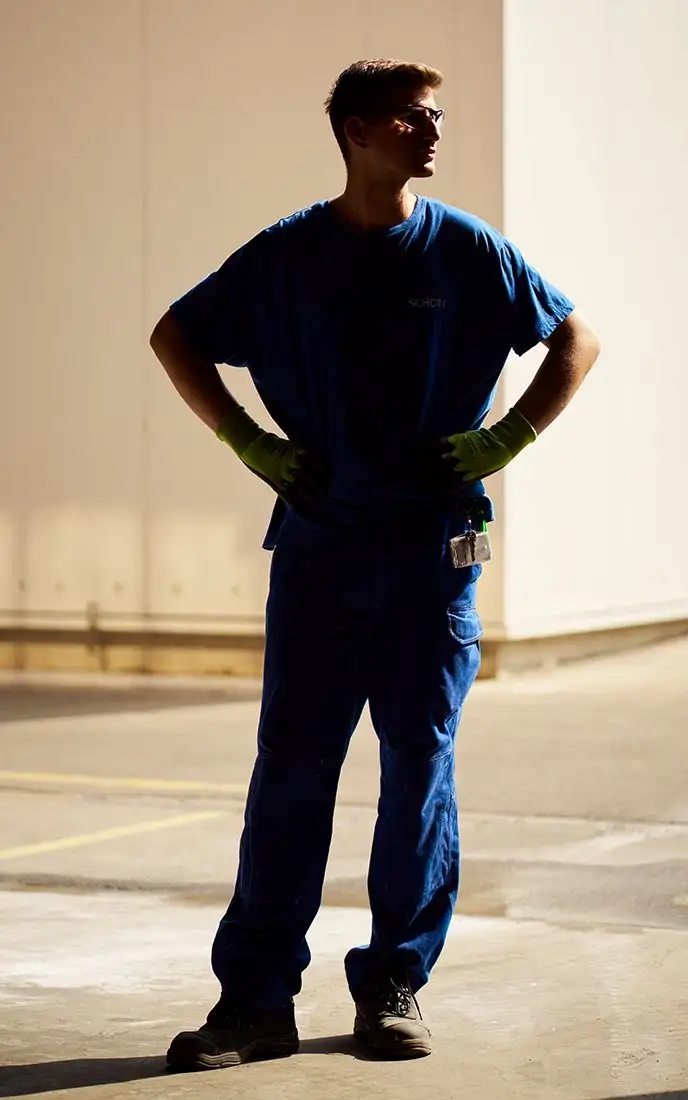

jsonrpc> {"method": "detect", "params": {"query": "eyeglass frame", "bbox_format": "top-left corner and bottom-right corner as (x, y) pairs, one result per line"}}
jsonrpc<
(388, 104), (446, 131)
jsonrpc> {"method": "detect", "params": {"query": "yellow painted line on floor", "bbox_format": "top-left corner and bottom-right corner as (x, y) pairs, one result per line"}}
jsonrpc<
(0, 810), (226, 862)
(0, 770), (247, 796)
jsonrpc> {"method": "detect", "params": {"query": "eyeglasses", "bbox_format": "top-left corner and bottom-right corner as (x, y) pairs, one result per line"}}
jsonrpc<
(392, 104), (446, 131)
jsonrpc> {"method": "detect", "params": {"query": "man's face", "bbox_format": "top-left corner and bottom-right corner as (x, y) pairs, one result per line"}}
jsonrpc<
(345, 87), (444, 182)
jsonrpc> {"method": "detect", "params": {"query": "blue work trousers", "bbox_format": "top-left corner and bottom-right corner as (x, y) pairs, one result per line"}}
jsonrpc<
(211, 506), (483, 1008)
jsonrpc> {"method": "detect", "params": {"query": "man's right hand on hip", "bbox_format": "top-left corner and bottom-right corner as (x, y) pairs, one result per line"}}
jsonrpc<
(216, 407), (328, 507)
(239, 431), (328, 504)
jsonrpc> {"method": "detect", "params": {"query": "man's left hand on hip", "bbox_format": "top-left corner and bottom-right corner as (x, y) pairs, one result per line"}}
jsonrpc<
(441, 407), (537, 483)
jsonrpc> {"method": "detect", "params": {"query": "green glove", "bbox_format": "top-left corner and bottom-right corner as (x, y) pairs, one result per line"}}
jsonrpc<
(216, 405), (327, 502)
(442, 407), (537, 483)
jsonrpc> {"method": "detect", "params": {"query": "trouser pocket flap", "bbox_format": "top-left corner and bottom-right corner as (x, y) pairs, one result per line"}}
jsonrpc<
(447, 607), (483, 645)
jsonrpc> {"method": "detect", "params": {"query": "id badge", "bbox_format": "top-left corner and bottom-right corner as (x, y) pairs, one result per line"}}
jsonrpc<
(449, 530), (492, 569)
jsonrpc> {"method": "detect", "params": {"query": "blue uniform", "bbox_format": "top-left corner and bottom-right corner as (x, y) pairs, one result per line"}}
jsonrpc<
(171, 196), (574, 1008)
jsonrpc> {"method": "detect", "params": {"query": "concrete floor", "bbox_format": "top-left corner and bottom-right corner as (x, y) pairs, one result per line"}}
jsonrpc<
(0, 637), (687, 1098)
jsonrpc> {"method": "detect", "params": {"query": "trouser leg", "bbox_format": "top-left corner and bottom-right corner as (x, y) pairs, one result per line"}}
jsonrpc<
(212, 530), (369, 1009)
(345, 563), (483, 999)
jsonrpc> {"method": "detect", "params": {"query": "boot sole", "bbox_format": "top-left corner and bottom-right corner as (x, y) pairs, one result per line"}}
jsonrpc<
(166, 1031), (299, 1071)
(354, 1031), (432, 1060)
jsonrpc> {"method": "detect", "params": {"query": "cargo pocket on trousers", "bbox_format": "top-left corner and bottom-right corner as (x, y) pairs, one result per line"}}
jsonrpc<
(430, 606), (484, 722)
(447, 607), (483, 646)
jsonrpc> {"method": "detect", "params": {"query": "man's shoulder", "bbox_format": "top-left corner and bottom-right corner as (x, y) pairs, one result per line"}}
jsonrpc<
(221, 204), (323, 271)
(423, 197), (506, 250)
(259, 202), (326, 242)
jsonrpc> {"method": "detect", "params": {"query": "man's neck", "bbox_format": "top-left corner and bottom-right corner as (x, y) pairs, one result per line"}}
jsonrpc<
(329, 182), (416, 230)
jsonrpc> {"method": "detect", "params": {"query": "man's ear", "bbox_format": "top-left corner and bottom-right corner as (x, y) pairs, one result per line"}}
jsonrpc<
(344, 116), (369, 152)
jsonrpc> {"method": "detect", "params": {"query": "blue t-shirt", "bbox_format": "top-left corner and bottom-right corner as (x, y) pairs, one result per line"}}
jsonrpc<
(170, 195), (574, 534)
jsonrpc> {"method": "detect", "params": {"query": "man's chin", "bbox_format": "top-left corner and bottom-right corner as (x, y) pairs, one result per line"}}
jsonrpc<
(410, 162), (437, 178)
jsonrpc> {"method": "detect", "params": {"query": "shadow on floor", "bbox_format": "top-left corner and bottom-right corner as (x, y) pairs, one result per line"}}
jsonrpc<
(595, 1092), (688, 1099)
(297, 1034), (372, 1058)
(0, 682), (261, 723)
(0, 1036), (366, 1096)
(2, 1052), (682, 1097)
(0, 1057), (167, 1097)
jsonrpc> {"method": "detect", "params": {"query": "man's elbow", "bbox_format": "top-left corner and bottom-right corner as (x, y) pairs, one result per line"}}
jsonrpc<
(573, 313), (601, 361)
(547, 311), (601, 366)
(149, 310), (174, 354)
(150, 311), (192, 366)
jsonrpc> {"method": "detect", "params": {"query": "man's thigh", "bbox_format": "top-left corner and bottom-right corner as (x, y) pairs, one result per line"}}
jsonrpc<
(368, 561), (483, 754)
(259, 530), (372, 756)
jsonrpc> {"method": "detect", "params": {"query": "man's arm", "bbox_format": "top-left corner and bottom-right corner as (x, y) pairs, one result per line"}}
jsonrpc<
(149, 309), (328, 502)
(441, 309), (601, 483)
(513, 310), (601, 434)
(150, 310), (254, 444)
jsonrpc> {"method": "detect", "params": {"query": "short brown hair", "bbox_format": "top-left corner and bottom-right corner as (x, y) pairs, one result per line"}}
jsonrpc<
(324, 59), (443, 162)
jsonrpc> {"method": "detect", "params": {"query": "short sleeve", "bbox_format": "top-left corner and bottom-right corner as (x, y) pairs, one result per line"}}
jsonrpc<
(497, 239), (575, 356)
(169, 237), (262, 367)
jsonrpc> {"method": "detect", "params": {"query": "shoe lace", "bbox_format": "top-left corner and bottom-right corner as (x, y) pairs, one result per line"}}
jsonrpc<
(371, 974), (422, 1020)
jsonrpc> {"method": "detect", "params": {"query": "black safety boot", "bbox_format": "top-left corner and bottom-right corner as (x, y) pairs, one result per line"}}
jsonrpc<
(166, 999), (299, 1071)
(353, 972), (432, 1059)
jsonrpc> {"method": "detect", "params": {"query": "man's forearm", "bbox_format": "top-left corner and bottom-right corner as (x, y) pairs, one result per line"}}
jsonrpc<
(149, 310), (327, 500)
(149, 310), (245, 434)
(515, 314), (601, 435)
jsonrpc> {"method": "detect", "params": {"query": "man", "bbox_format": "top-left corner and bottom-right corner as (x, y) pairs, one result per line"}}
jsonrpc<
(150, 58), (600, 1069)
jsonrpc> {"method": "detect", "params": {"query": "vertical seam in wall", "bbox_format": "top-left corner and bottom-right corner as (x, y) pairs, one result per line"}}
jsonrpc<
(140, 0), (151, 632)
(359, 0), (368, 58)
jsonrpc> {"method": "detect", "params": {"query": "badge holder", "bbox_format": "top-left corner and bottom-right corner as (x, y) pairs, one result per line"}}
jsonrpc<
(449, 518), (492, 569)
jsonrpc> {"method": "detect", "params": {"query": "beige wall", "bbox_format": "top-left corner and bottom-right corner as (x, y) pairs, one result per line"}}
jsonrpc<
(0, 0), (506, 640)
(1, 0), (146, 633)
(2, 0), (684, 653)
(499, 0), (688, 637)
